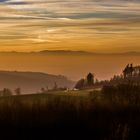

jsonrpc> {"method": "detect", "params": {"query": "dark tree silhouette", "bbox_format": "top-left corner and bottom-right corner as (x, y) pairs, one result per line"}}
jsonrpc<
(130, 63), (134, 76)
(75, 78), (85, 89)
(86, 73), (94, 86)
(123, 64), (129, 78)
(3, 88), (12, 96)
(123, 63), (134, 78)
(41, 87), (45, 93)
(53, 82), (58, 90)
(15, 87), (21, 95)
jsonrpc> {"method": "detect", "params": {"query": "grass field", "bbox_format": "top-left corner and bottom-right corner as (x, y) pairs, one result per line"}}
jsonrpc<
(0, 85), (139, 140)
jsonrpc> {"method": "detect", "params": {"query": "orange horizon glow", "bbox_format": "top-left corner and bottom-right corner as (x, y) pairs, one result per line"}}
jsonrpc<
(0, 0), (140, 80)
(0, 0), (139, 53)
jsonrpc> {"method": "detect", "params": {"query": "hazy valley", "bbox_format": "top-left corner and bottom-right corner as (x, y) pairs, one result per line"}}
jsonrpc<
(0, 70), (75, 94)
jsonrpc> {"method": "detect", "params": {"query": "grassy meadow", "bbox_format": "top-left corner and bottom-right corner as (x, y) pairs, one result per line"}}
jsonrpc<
(0, 84), (139, 140)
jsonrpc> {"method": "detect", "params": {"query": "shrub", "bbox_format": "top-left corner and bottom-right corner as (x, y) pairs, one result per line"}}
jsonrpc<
(2, 88), (13, 96)
(102, 83), (140, 107)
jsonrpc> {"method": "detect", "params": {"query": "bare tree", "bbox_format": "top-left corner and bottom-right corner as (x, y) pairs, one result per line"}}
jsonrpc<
(15, 87), (21, 95)
(87, 73), (94, 86)
(53, 82), (58, 90)
(3, 88), (12, 96)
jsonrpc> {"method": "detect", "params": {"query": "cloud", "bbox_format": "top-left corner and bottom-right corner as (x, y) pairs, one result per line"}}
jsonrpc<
(0, 0), (9, 2)
(0, 0), (140, 52)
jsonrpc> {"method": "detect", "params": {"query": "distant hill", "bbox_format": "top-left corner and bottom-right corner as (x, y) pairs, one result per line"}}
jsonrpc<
(0, 71), (75, 94)
(0, 50), (93, 55)
(0, 50), (140, 56)
(39, 50), (140, 56)
(38, 50), (93, 55)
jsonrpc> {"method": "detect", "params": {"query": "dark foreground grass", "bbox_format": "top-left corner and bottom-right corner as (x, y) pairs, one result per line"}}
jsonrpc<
(0, 87), (140, 140)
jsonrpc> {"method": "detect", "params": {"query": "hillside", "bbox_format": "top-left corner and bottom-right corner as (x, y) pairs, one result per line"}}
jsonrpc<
(0, 71), (75, 94)
(0, 84), (140, 139)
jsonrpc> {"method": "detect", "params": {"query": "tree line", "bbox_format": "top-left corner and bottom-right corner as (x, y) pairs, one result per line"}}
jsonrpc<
(0, 87), (21, 96)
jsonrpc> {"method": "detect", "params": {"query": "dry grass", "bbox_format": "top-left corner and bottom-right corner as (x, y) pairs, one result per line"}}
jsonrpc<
(0, 85), (139, 140)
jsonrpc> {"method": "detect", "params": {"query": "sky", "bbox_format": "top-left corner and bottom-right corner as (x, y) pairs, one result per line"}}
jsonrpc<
(0, 0), (140, 53)
(0, 53), (140, 80)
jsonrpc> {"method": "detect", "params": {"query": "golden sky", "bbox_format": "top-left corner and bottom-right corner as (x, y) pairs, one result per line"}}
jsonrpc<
(0, 0), (140, 52)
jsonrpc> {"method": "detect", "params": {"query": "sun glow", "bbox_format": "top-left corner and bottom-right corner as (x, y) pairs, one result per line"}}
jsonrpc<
(0, 0), (139, 52)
